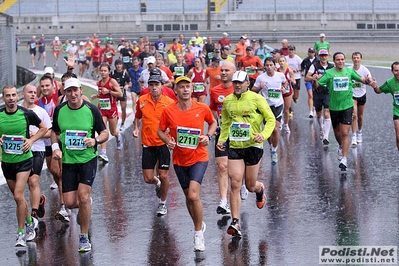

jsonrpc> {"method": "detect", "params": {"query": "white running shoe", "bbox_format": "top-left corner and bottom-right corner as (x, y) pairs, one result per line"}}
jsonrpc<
(357, 131), (363, 143)
(309, 110), (314, 118)
(283, 124), (290, 133)
(337, 146), (343, 161)
(240, 184), (249, 200)
(55, 204), (70, 223)
(193, 222), (206, 252)
(15, 233), (26, 248)
(351, 135), (357, 147)
(50, 180), (58, 190)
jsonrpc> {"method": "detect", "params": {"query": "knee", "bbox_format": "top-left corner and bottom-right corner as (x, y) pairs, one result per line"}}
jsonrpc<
(110, 129), (119, 137)
(13, 193), (25, 204)
(28, 176), (39, 189)
(186, 191), (200, 203)
(217, 162), (228, 173)
(158, 174), (169, 183)
(230, 178), (242, 190)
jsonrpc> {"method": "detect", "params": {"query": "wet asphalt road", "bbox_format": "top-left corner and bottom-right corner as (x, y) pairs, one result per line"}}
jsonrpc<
(1, 54), (398, 265)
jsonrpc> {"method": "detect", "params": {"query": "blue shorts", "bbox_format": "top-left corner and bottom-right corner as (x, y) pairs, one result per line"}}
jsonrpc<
(173, 161), (208, 190)
(305, 81), (313, 91)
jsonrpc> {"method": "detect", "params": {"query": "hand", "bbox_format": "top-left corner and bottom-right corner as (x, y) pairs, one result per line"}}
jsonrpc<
(83, 138), (96, 148)
(22, 138), (33, 153)
(63, 52), (76, 68)
(253, 133), (264, 143)
(199, 135), (210, 146)
(216, 141), (226, 151)
(132, 129), (139, 138)
(90, 94), (97, 100)
(167, 137), (176, 150)
(101, 88), (109, 95)
(52, 149), (62, 160)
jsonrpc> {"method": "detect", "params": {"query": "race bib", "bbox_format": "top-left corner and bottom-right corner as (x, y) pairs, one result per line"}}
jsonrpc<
(174, 67), (184, 76)
(54, 46), (60, 51)
(105, 52), (112, 58)
(30, 42), (36, 49)
(65, 130), (87, 150)
(333, 77), (349, 91)
(2, 135), (24, 154)
(229, 123), (250, 141)
(177, 126), (200, 149)
(194, 83), (205, 92)
(99, 98), (111, 110)
(245, 67), (256, 75)
(268, 87), (281, 99)
(122, 56), (130, 63)
(352, 81), (361, 89)
(78, 51), (86, 60)
(394, 92), (399, 105)
(208, 52), (214, 59)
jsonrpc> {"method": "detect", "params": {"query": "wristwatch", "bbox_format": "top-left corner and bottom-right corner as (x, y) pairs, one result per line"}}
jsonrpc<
(206, 134), (212, 141)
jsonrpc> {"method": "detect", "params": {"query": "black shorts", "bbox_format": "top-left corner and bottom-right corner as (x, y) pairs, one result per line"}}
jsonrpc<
(30, 49), (36, 56)
(228, 146), (263, 166)
(270, 104), (283, 122)
(93, 61), (101, 68)
(214, 134), (229, 157)
(62, 157), (97, 193)
(313, 93), (330, 112)
(292, 79), (301, 90)
(31, 151), (45, 176)
(249, 78), (256, 89)
(117, 88), (127, 102)
(353, 94), (367, 106)
(330, 107), (353, 129)
(142, 145), (170, 170)
(1, 158), (33, 181)
(45, 145), (52, 157)
(78, 60), (86, 66)
(86, 57), (92, 62)
(173, 161), (208, 190)
(393, 115), (399, 120)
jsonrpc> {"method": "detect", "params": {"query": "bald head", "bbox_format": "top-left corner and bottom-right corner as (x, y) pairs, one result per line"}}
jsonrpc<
(220, 61), (236, 83)
(22, 84), (37, 107)
(281, 39), (288, 48)
(23, 83), (36, 93)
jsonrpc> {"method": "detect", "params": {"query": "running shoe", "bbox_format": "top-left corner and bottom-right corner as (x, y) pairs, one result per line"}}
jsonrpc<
(256, 187), (266, 209)
(116, 138), (122, 150)
(323, 139), (330, 146)
(339, 157), (347, 171)
(271, 151), (278, 164)
(55, 204), (70, 223)
(156, 203), (167, 216)
(293, 98), (298, 104)
(216, 201), (231, 215)
(357, 131), (363, 143)
(98, 152), (109, 163)
(309, 110), (314, 118)
(227, 220), (242, 238)
(283, 124), (290, 134)
(289, 108), (294, 117)
(337, 146), (343, 161)
(155, 179), (161, 198)
(32, 216), (38, 230)
(15, 233), (26, 248)
(351, 135), (357, 147)
(240, 184), (249, 200)
(37, 194), (46, 218)
(25, 220), (36, 241)
(78, 234), (91, 252)
(193, 222), (206, 252)
(119, 124), (125, 132)
(50, 180), (58, 190)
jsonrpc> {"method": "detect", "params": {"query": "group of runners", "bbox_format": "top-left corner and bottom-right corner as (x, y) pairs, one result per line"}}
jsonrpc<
(5, 32), (399, 253)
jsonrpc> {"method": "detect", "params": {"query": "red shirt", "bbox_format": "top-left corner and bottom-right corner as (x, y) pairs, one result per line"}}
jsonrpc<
(91, 47), (103, 63)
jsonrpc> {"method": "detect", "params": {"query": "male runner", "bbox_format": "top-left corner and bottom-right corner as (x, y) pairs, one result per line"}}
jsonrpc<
(111, 59), (131, 131)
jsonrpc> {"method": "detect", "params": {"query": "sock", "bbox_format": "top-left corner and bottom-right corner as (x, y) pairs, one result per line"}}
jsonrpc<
(160, 200), (166, 205)
(80, 233), (89, 239)
(221, 197), (227, 204)
(195, 230), (203, 236)
(17, 228), (24, 234)
(271, 146), (278, 152)
(156, 179), (161, 186)
(324, 118), (331, 139)
(232, 218), (239, 224)
(26, 216), (33, 225)
(358, 129), (362, 134)
(317, 117), (323, 129)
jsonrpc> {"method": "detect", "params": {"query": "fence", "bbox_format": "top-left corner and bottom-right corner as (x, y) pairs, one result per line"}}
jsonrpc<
(0, 13), (16, 89)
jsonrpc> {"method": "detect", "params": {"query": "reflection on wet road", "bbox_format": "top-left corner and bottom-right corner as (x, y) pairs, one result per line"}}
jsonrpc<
(1, 63), (398, 265)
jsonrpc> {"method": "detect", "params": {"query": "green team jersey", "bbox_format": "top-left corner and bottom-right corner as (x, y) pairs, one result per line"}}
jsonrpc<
(0, 106), (42, 163)
(314, 41), (330, 53)
(219, 90), (276, 149)
(379, 77), (399, 117)
(62, 43), (70, 57)
(318, 67), (362, 111)
(52, 101), (106, 164)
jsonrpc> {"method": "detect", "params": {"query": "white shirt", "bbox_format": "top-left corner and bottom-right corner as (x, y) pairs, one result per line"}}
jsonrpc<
(285, 55), (302, 79)
(139, 69), (169, 88)
(348, 64), (371, 98)
(254, 72), (285, 107)
(25, 105), (52, 151)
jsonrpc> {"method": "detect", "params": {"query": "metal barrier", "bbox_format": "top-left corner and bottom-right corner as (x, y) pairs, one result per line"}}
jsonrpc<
(0, 13), (16, 89)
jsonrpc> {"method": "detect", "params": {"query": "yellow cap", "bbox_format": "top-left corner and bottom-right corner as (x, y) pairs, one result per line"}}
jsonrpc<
(175, 76), (191, 84)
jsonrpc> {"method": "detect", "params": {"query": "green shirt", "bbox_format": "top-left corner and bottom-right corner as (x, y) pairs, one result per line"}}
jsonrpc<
(62, 43), (71, 57)
(0, 106), (42, 163)
(379, 77), (399, 117)
(52, 101), (106, 164)
(314, 41), (330, 53)
(318, 67), (362, 111)
(219, 90), (276, 149)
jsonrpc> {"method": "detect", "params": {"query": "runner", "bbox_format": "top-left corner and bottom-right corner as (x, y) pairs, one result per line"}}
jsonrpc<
(103, 41), (116, 66)
(84, 37), (94, 75)
(111, 59), (131, 131)
(209, 61), (235, 214)
(0, 85), (47, 248)
(348, 52), (372, 146)
(50, 36), (62, 68)
(77, 42), (87, 78)
(187, 57), (207, 103)
(231, 36), (247, 67)
(128, 57), (144, 109)
(252, 57), (287, 164)
(133, 75), (175, 216)
(370, 61), (399, 150)
(157, 76), (217, 252)
(21, 84), (51, 221)
(301, 47), (319, 118)
(37, 35), (47, 68)
(27, 35), (37, 68)
(51, 78), (109, 252)
(277, 56), (295, 133)
(139, 68), (178, 102)
(305, 49), (334, 145)
(91, 63), (123, 162)
(91, 41), (103, 80)
(285, 45), (302, 104)
(314, 33), (330, 55)
(315, 52), (372, 170)
(204, 57), (222, 92)
(62, 39), (71, 62)
(216, 71), (275, 238)
(169, 53), (190, 82)
(239, 46), (263, 89)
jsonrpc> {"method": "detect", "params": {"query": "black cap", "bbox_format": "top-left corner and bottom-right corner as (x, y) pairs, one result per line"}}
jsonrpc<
(114, 59), (123, 65)
(148, 75), (163, 83)
(288, 45), (296, 50)
(149, 68), (162, 77)
(212, 56), (220, 62)
(271, 48), (280, 54)
(308, 47), (316, 53)
(246, 46), (253, 51)
(222, 46), (230, 50)
(258, 38), (264, 43)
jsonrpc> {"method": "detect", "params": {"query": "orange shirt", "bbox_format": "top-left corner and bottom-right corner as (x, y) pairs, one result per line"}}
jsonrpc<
(234, 42), (247, 64)
(209, 83), (234, 124)
(84, 42), (93, 57)
(205, 66), (222, 90)
(135, 94), (175, 147)
(240, 55), (263, 80)
(159, 101), (215, 166)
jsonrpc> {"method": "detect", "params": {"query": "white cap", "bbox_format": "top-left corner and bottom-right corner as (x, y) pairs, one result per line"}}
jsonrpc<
(54, 36), (59, 41)
(232, 71), (248, 82)
(64, 78), (81, 90)
(320, 33), (326, 37)
(79, 41), (85, 46)
(71, 40), (76, 44)
(146, 56), (156, 65)
(44, 66), (54, 74)
(191, 37), (197, 42)
(223, 32), (228, 36)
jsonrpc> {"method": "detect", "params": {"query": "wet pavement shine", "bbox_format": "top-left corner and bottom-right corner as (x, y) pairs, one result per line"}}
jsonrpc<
(1, 56), (398, 265)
